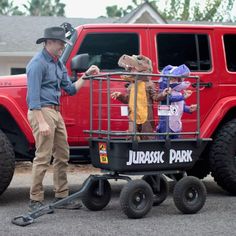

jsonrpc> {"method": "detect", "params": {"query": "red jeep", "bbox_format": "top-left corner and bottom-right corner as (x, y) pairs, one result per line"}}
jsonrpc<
(0, 23), (236, 196)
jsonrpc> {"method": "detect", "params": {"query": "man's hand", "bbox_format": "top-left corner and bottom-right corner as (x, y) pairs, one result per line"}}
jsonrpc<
(111, 92), (121, 99)
(75, 65), (100, 91)
(85, 65), (100, 76)
(31, 110), (51, 136)
(39, 121), (51, 136)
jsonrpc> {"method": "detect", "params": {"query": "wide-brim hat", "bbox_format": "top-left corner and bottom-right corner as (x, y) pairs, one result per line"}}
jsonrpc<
(36, 26), (72, 46)
(159, 64), (190, 89)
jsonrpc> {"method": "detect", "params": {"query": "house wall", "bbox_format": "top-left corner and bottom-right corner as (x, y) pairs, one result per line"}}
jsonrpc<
(0, 56), (31, 76)
(135, 12), (158, 23)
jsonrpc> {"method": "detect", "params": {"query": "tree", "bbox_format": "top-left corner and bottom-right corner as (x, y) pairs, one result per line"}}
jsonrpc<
(0, 0), (24, 15)
(23, 0), (65, 16)
(105, 0), (235, 22)
(106, 5), (134, 18)
(159, 0), (234, 22)
(105, 0), (140, 18)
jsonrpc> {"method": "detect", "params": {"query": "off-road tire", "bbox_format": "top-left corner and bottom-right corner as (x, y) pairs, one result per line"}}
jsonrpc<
(82, 179), (111, 211)
(0, 130), (15, 196)
(209, 119), (236, 195)
(120, 179), (153, 219)
(173, 176), (207, 214)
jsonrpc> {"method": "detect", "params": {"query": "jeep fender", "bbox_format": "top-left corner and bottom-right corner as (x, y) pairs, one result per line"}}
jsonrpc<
(0, 95), (34, 143)
(201, 96), (236, 138)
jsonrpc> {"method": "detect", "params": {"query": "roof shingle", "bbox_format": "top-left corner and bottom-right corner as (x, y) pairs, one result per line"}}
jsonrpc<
(0, 15), (114, 54)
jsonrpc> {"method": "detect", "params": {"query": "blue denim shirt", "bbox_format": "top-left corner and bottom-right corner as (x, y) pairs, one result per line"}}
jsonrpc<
(26, 48), (76, 110)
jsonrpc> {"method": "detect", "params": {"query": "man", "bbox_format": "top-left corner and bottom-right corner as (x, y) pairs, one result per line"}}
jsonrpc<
(26, 26), (99, 212)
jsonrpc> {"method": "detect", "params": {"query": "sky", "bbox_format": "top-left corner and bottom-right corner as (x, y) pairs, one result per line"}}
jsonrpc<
(63, 0), (134, 18)
(12, 0), (236, 19)
(14, 0), (135, 18)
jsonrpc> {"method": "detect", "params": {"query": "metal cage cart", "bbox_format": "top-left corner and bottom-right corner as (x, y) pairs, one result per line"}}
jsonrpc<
(83, 72), (211, 219)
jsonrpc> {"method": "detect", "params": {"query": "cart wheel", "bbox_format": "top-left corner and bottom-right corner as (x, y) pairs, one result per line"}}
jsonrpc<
(142, 174), (169, 206)
(173, 176), (207, 214)
(82, 179), (111, 211)
(120, 179), (153, 219)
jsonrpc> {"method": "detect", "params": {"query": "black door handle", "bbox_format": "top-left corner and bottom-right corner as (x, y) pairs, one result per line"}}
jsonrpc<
(191, 82), (212, 88)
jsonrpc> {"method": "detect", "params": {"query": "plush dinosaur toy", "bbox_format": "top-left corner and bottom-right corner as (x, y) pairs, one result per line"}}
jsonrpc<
(111, 54), (169, 140)
(157, 64), (197, 139)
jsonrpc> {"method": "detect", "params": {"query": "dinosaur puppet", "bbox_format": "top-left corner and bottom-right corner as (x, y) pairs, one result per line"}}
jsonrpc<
(111, 54), (169, 140)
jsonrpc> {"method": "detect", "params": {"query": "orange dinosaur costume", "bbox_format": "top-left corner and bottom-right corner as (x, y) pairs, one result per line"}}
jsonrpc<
(112, 54), (167, 140)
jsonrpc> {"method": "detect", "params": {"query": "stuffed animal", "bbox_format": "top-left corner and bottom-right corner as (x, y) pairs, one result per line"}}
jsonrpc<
(157, 64), (197, 139)
(111, 54), (169, 140)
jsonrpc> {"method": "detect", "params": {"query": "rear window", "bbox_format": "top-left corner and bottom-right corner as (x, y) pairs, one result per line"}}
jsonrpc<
(77, 33), (139, 71)
(157, 33), (211, 72)
(223, 34), (236, 72)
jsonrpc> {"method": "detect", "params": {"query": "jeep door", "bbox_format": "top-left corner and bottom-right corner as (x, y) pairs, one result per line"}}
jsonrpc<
(149, 26), (219, 138)
(62, 25), (149, 145)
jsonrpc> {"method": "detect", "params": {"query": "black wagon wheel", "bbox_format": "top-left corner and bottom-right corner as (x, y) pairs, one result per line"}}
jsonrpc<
(173, 176), (207, 214)
(82, 178), (111, 211)
(142, 174), (169, 206)
(120, 179), (153, 219)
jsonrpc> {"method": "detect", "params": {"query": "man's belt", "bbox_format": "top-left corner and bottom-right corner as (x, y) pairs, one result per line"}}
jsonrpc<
(42, 105), (60, 111)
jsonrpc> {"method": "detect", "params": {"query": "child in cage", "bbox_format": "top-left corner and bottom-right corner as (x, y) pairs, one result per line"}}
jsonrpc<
(156, 64), (197, 139)
(111, 54), (170, 140)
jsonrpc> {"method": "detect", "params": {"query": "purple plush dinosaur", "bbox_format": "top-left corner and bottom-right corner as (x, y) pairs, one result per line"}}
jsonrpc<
(156, 64), (197, 139)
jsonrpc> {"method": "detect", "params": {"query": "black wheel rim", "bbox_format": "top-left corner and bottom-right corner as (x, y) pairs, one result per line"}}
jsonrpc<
(90, 181), (108, 203)
(185, 187), (199, 204)
(130, 189), (148, 210)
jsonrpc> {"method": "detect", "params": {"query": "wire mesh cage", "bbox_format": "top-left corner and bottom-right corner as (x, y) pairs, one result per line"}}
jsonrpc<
(83, 72), (211, 172)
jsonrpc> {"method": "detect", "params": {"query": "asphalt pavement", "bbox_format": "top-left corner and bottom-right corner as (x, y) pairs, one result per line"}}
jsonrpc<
(0, 163), (235, 236)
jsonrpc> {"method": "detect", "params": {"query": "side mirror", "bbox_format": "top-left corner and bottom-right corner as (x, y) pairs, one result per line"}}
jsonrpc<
(71, 54), (89, 80)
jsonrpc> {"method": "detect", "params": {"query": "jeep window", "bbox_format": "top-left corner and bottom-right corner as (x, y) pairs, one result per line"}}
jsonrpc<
(77, 33), (139, 71)
(11, 68), (26, 75)
(223, 34), (236, 72)
(157, 34), (211, 71)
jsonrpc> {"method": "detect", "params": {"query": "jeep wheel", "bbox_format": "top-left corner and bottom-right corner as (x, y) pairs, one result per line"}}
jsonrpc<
(209, 119), (236, 195)
(0, 130), (15, 195)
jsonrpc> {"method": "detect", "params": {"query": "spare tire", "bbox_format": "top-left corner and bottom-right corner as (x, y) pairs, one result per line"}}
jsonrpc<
(209, 119), (236, 195)
(0, 129), (15, 196)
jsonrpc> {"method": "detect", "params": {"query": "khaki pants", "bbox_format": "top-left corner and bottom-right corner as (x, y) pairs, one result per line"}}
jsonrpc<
(28, 108), (69, 201)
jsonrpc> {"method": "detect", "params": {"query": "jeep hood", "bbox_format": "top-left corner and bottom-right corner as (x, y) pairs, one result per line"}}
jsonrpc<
(0, 74), (27, 87)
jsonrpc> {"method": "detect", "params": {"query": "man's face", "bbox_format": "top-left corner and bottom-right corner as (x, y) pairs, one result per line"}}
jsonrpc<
(46, 39), (65, 58)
